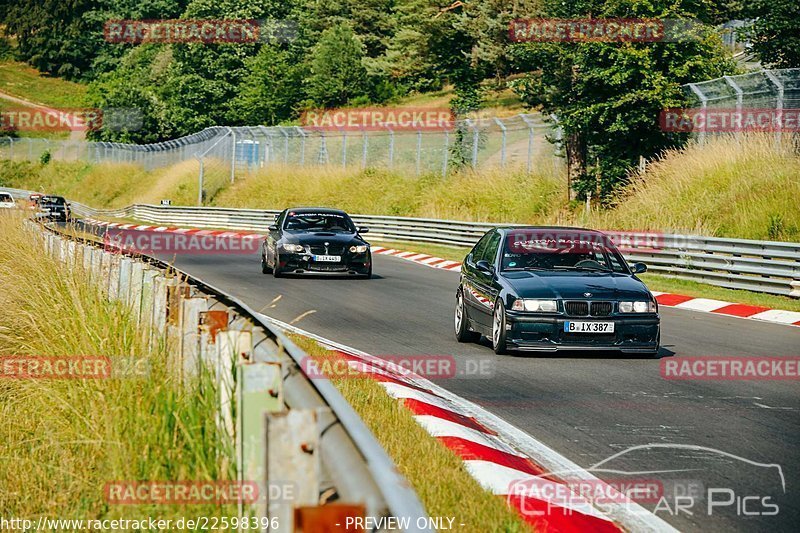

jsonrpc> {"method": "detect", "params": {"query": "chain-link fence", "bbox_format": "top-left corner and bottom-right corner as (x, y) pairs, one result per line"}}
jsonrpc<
(684, 68), (800, 143)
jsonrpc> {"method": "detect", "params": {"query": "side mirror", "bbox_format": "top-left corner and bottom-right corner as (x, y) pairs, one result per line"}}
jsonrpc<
(475, 259), (494, 275)
(268, 224), (278, 232)
(358, 226), (369, 234)
(631, 262), (647, 274)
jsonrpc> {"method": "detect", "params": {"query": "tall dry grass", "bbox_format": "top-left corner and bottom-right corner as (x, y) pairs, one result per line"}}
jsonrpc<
(0, 213), (233, 518)
(585, 135), (800, 240)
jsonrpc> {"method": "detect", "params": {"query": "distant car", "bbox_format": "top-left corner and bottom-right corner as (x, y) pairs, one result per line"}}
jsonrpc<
(28, 193), (43, 210)
(35, 195), (71, 222)
(0, 192), (15, 209)
(454, 227), (660, 356)
(261, 208), (371, 278)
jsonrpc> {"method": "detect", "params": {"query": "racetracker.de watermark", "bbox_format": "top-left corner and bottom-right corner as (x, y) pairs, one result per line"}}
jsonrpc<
(509, 18), (703, 43)
(300, 107), (455, 132)
(0, 108), (142, 133)
(104, 19), (297, 44)
(660, 108), (800, 133)
(0, 356), (111, 379)
(661, 357), (800, 381)
(301, 355), (495, 380)
(103, 229), (263, 255)
(104, 481), (261, 505)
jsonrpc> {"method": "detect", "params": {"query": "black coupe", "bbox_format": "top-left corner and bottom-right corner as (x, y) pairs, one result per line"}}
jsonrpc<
(455, 227), (660, 355)
(261, 208), (372, 278)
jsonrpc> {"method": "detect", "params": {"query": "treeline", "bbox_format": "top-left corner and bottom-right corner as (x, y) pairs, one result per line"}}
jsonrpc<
(1, 0), (796, 198)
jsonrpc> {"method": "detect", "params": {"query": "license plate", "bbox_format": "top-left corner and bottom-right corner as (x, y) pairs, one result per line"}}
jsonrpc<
(564, 321), (615, 333)
(313, 255), (341, 262)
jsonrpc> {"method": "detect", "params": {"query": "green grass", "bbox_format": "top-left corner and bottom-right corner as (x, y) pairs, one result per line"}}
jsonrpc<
(289, 334), (531, 532)
(370, 239), (800, 312)
(0, 60), (88, 108)
(0, 213), (235, 519)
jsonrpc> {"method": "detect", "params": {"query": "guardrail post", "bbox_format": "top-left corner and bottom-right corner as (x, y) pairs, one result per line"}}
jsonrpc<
(266, 409), (326, 532)
(82, 244), (93, 273)
(108, 253), (122, 300)
(129, 261), (145, 321)
(165, 279), (188, 371)
(99, 251), (114, 297)
(791, 280), (800, 298)
(217, 329), (251, 441)
(151, 276), (171, 349)
(237, 362), (284, 521)
(140, 268), (160, 341)
(117, 257), (133, 303)
(180, 297), (208, 379)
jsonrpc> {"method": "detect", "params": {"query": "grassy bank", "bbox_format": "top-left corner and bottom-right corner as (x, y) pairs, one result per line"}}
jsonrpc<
(0, 60), (88, 108)
(1, 135), (798, 242)
(0, 214), (233, 518)
(289, 335), (531, 532)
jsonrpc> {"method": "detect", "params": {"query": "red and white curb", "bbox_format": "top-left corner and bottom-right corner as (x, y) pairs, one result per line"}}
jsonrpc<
(261, 315), (677, 533)
(372, 246), (800, 328)
(371, 246), (463, 272)
(81, 218), (264, 240)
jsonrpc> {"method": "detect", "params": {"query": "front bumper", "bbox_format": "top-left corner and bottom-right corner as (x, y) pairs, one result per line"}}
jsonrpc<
(278, 251), (371, 275)
(504, 311), (660, 353)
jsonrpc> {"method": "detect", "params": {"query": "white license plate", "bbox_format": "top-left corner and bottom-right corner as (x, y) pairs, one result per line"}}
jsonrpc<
(564, 321), (615, 333)
(313, 255), (341, 262)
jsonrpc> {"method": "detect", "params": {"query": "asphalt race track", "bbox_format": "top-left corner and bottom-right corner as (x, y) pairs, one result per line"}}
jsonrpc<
(78, 219), (799, 532)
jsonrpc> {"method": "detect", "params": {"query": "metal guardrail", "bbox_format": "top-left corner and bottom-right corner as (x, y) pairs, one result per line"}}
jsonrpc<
(20, 193), (433, 532)
(57, 200), (800, 299)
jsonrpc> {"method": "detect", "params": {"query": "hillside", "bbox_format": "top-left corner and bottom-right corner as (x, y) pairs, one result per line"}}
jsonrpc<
(3, 135), (798, 242)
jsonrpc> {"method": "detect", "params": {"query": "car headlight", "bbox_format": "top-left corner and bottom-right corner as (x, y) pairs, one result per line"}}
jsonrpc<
(281, 243), (305, 253)
(619, 301), (657, 313)
(511, 299), (558, 312)
(349, 245), (368, 253)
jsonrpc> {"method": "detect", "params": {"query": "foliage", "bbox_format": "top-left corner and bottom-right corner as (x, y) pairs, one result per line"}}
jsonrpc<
(743, 0), (800, 68)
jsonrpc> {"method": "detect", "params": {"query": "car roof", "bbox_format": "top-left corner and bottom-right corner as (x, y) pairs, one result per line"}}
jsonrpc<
(286, 207), (349, 215)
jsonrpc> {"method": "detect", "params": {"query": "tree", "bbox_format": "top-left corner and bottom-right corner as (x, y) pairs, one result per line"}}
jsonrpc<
(744, 0), (800, 68)
(510, 0), (736, 200)
(305, 24), (371, 107)
(230, 46), (303, 125)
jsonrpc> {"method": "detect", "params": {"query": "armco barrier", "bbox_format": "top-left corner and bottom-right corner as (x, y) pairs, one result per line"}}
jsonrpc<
(3, 187), (796, 298)
(35, 218), (432, 533)
(65, 201), (800, 299)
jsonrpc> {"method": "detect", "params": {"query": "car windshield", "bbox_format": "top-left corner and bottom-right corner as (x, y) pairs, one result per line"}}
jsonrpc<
(284, 212), (355, 233)
(501, 230), (628, 273)
(42, 196), (66, 205)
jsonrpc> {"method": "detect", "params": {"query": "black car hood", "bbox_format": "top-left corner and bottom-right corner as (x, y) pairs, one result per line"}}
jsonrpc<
(283, 231), (365, 245)
(502, 270), (652, 300)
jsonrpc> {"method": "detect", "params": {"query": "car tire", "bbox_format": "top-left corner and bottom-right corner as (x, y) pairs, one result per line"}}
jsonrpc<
(261, 253), (272, 274)
(492, 299), (509, 355)
(454, 290), (480, 343)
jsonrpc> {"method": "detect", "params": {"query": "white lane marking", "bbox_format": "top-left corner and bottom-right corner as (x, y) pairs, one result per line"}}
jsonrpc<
(674, 298), (731, 312)
(749, 309), (800, 324)
(258, 314), (674, 532)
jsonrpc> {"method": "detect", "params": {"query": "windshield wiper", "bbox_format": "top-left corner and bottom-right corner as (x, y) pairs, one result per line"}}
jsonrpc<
(504, 266), (547, 271)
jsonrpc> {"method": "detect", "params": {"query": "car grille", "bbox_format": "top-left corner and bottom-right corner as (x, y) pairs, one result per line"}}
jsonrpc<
(308, 244), (346, 255)
(308, 263), (348, 272)
(564, 301), (589, 316)
(564, 301), (614, 317)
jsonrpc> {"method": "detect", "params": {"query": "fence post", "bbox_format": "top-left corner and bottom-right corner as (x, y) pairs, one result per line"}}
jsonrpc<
(764, 70), (784, 146)
(197, 157), (204, 206)
(361, 130), (368, 169)
(415, 130), (422, 176)
(117, 257), (133, 303)
(129, 260), (145, 320)
(495, 117), (507, 167)
(687, 83), (707, 145)
(441, 130), (449, 177)
(229, 127), (236, 184)
(341, 130), (348, 168)
(521, 114), (535, 174)
(723, 75), (743, 142)
(388, 128), (395, 169)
